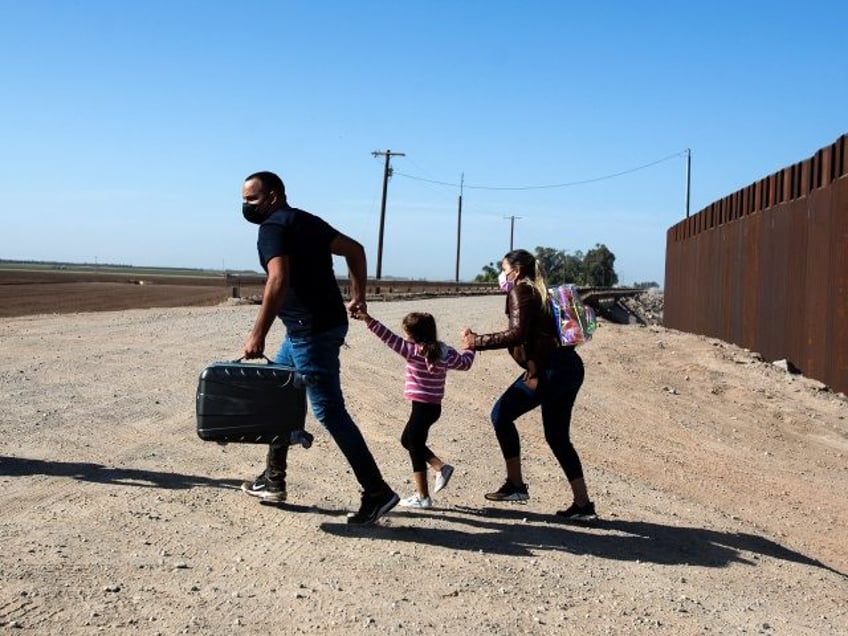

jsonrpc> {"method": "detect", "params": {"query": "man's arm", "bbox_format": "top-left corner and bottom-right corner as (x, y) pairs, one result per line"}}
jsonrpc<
(243, 255), (288, 359)
(330, 233), (367, 316)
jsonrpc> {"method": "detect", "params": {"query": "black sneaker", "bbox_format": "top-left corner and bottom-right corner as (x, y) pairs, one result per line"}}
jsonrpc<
(241, 471), (287, 502)
(556, 501), (597, 520)
(347, 488), (400, 525)
(484, 480), (529, 502)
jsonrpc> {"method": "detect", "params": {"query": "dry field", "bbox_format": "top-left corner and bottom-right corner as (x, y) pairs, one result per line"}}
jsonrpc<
(1, 288), (846, 635)
(0, 268), (250, 318)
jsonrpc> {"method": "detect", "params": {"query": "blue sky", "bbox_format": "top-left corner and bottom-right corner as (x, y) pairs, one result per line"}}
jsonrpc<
(1, 1), (846, 285)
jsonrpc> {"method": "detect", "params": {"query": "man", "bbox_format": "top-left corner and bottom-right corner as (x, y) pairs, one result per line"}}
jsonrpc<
(240, 170), (399, 525)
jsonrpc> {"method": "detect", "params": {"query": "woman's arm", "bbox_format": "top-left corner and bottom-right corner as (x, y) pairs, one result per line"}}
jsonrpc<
(469, 284), (536, 351)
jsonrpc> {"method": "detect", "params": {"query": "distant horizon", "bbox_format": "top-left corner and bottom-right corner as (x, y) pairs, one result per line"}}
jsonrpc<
(0, 258), (495, 284)
(0, 259), (657, 288)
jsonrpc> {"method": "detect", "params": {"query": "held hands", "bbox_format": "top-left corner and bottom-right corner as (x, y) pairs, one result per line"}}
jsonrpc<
(347, 298), (369, 321)
(460, 328), (476, 350)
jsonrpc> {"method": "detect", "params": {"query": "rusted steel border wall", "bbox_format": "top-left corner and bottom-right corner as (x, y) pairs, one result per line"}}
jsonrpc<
(665, 134), (848, 394)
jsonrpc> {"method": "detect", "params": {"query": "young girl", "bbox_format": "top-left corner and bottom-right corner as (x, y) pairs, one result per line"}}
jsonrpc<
(354, 310), (475, 508)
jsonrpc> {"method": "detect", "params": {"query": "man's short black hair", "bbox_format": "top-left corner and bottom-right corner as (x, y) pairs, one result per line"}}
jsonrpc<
(245, 171), (287, 205)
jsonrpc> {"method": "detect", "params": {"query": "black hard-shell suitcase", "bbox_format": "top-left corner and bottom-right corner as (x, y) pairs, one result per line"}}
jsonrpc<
(196, 359), (313, 447)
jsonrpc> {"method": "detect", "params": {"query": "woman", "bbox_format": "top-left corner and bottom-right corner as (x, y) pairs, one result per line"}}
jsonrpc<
(461, 249), (595, 519)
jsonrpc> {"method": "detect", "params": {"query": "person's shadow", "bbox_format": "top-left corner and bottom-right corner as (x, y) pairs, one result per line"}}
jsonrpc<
(0, 455), (241, 490)
(320, 505), (846, 578)
(0, 455), (349, 518)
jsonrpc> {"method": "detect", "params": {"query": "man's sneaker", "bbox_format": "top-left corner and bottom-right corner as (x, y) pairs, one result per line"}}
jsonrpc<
(433, 464), (454, 494)
(556, 501), (597, 520)
(399, 494), (432, 509)
(347, 488), (400, 525)
(484, 480), (529, 502)
(241, 472), (287, 502)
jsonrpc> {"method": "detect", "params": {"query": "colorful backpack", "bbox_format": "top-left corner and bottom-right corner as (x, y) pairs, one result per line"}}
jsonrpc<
(549, 283), (597, 346)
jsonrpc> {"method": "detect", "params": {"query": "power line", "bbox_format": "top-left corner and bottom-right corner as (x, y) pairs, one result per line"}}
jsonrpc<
(394, 150), (686, 191)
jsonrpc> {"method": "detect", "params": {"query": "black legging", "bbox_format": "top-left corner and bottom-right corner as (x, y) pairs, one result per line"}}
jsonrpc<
(400, 401), (442, 472)
(490, 347), (585, 481)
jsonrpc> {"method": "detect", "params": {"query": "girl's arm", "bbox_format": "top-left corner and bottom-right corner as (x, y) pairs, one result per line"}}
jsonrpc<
(442, 344), (475, 371)
(366, 318), (416, 360)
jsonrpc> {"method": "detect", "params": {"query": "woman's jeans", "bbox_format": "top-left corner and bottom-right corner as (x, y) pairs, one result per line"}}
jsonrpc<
(490, 347), (586, 481)
(267, 324), (385, 494)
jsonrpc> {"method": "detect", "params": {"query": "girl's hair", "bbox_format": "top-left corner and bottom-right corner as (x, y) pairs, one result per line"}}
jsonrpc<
(402, 312), (441, 365)
(504, 248), (551, 310)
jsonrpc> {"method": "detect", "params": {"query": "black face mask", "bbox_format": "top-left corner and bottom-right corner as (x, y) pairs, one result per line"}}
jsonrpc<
(242, 202), (272, 225)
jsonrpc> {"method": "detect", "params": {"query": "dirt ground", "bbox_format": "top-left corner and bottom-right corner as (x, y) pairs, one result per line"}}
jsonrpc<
(1, 295), (846, 635)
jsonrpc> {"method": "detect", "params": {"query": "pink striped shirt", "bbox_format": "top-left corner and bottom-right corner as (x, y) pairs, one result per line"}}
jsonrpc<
(366, 318), (475, 404)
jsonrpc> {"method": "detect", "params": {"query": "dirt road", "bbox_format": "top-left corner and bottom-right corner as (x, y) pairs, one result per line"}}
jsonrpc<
(1, 296), (846, 634)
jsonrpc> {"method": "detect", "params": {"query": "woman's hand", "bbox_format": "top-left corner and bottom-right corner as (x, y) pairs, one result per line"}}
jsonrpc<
(460, 328), (476, 350)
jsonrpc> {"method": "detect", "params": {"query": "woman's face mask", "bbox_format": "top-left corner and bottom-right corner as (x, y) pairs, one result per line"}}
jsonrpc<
(498, 270), (515, 293)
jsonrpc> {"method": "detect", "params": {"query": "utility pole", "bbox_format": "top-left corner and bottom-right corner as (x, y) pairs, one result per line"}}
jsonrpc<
(684, 148), (692, 218)
(371, 149), (406, 279)
(455, 173), (464, 283)
(504, 215), (522, 251)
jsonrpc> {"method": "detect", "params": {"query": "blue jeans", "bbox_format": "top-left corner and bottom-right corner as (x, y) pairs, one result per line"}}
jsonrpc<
(490, 347), (585, 481)
(268, 324), (386, 494)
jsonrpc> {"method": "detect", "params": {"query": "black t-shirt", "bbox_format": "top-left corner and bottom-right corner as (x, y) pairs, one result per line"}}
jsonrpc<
(256, 206), (348, 336)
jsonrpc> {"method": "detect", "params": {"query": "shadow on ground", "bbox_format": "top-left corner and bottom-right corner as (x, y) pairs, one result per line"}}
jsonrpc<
(321, 504), (845, 578)
(0, 455), (241, 490)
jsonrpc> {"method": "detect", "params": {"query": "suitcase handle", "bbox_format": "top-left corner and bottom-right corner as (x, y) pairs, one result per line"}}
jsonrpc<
(231, 356), (303, 388)
(234, 355), (275, 364)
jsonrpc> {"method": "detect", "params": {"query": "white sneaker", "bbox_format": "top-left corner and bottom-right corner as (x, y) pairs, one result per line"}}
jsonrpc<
(399, 494), (432, 509)
(433, 464), (454, 494)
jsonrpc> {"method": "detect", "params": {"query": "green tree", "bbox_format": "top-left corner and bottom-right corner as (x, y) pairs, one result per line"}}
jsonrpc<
(474, 261), (500, 283)
(561, 250), (586, 285)
(584, 244), (618, 287)
(476, 244), (618, 287)
(534, 246), (589, 286)
(533, 247), (567, 284)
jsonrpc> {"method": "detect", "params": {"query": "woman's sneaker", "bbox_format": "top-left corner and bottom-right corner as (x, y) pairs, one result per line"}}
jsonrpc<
(484, 480), (529, 502)
(399, 494), (433, 509)
(433, 464), (454, 494)
(241, 471), (287, 502)
(556, 501), (597, 520)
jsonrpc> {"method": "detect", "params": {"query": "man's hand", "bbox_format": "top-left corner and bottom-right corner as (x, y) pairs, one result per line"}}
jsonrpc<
(350, 305), (370, 321)
(347, 297), (367, 319)
(243, 333), (266, 359)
